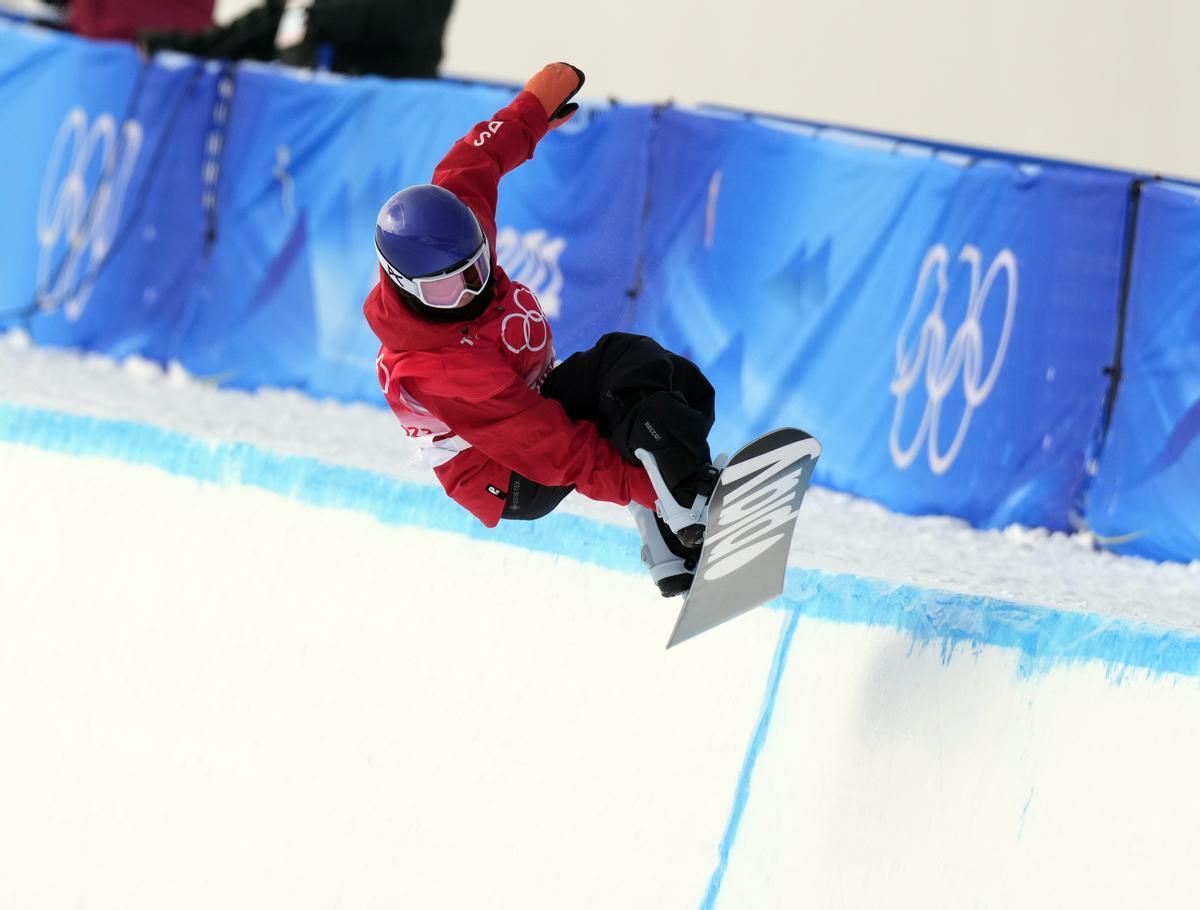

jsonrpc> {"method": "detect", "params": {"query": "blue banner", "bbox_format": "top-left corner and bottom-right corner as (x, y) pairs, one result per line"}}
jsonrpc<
(632, 109), (1132, 530)
(13, 24), (1194, 554)
(0, 24), (654, 404)
(0, 22), (216, 360)
(175, 63), (654, 401)
(1085, 182), (1200, 562)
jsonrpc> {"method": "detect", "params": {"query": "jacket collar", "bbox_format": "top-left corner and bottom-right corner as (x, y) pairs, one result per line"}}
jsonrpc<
(364, 266), (510, 352)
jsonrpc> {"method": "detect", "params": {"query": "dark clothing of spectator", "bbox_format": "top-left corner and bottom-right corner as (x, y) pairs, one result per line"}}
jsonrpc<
(139, 0), (453, 80)
(68, 0), (213, 42)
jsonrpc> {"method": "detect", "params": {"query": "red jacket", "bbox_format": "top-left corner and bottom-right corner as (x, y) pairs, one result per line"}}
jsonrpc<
(363, 91), (657, 527)
(69, 0), (214, 41)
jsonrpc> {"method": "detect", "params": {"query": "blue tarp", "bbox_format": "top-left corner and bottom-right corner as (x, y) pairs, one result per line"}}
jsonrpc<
(0, 24), (215, 360)
(175, 62), (654, 400)
(1085, 181), (1200, 562)
(0, 21), (653, 400)
(632, 109), (1131, 530)
(4, 22), (1197, 560)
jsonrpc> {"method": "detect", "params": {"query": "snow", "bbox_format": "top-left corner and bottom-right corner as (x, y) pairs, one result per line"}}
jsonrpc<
(1, 329), (1196, 633)
(3, 331), (1200, 909)
(0, 442), (761, 909)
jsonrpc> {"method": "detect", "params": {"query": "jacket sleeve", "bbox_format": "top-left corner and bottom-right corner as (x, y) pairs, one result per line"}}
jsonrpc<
(431, 91), (550, 250)
(407, 353), (658, 512)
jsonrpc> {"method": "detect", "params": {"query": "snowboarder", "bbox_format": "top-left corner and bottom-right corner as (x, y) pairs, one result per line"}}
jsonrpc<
(363, 62), (717, 597)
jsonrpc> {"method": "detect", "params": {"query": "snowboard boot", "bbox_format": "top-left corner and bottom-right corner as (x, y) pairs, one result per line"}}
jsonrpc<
(629, 502), (702, 598)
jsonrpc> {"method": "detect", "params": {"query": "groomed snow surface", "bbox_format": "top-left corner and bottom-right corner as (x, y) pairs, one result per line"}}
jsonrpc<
(2, 331), (1199, 909)
(1, 330), (1196, 629)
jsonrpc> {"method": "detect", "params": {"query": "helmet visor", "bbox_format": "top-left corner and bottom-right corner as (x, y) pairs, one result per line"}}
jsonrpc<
(412, 241), (491, 310)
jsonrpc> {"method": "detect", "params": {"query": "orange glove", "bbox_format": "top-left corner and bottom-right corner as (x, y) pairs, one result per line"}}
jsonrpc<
(523, 62), (586, 130)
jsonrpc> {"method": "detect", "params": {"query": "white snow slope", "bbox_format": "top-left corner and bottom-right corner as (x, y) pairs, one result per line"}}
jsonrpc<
(1, 332), (1199, 909)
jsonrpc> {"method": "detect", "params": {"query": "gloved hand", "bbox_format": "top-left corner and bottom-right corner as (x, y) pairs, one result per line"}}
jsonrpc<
(523, 62), (586, 130)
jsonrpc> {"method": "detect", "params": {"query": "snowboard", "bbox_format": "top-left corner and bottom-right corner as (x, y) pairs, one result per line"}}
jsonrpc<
(667, 428), (821, 648)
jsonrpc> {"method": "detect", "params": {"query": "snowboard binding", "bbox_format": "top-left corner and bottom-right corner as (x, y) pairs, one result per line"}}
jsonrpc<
(673, 463), (721, 549)
(630, 449), (726, 598)
(634, 449), (725, 549)
(628, 503), (700, 598)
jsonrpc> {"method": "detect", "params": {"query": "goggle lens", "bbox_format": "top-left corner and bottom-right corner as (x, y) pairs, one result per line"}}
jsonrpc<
(414, 245), (491, 309)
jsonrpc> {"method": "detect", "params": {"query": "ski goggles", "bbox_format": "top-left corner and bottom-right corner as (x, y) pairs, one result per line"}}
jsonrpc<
(376, 238), (492, 310)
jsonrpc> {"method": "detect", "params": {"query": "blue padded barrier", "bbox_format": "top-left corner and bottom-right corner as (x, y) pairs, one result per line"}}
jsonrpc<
(631, 108), (1132, 531)
(700, 103), (1147, 180)
(1084, 181), (1200, 562)
(173, 63), (654, 400)
(4, 22), (1198, 560)
(0, 23), (217, 359)
(0, 23), (653, 403)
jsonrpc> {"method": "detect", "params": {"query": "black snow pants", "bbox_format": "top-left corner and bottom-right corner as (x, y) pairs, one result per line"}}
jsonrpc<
(501, 332), (716, 521)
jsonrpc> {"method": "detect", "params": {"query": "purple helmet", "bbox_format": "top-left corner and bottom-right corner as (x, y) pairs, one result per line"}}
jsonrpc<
(375, 184), (492, 319)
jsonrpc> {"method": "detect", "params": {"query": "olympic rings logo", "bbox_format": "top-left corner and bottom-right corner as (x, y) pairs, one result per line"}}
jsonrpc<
(502, 287), (549, 355)
(889, 244), (1018, 475)
(36, 108), (143, 321)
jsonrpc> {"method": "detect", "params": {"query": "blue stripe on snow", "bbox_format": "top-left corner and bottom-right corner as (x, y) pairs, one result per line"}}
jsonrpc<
(0, 402), (638, 574)
(3, 402), (1199, 679)
(701, 609), (800, 910)
(775, 571), (1200, 680)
